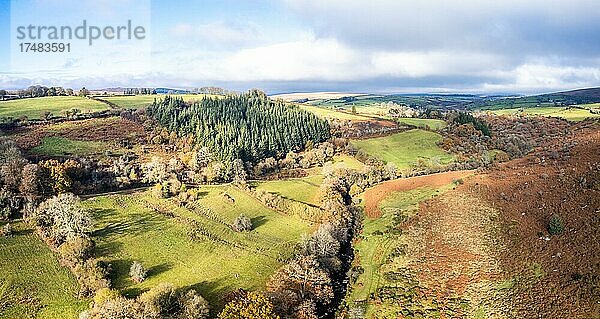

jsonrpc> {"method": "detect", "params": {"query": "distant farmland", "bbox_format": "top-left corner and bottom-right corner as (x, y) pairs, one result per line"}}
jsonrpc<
(101, 94), (220, 109)
(488, 106), (600, 122)
(0, 96), (109, 119)
(299, 104), (371, 120)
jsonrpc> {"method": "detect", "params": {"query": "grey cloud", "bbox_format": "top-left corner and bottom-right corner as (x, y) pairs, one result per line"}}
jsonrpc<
(284, 0), (600, 58)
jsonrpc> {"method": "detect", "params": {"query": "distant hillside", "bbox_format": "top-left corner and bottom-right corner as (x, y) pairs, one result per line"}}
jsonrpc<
(154, 88), (190, 94)
(472, 87), (600, 110)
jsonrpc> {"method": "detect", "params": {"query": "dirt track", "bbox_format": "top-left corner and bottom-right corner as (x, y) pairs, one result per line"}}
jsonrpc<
(363, 170), (474, 218)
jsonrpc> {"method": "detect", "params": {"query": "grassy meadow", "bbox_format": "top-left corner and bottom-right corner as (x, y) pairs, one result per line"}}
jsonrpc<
(253, 175), (323, 206)
(488, 106), (600, 121)
(0, 96), (109, 120)
(86, 186), (311, 312)
(352, 129), (454, 170)
(299, 105), (371, 120)
(395, 118), (446, 131)
(332, 154), (366, 171)
(30, 137), (110, 157)
(101, 94), (220, 109)
(0, 222), (88, 319)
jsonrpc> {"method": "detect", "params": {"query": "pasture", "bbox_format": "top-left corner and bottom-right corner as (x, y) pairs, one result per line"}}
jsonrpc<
(395, 117), (446, 131)
(582, 103), (600, 109)
(101, 94), (220, 109)
(30, 137), (110, 157)
(332, 154), (366, 170)
(299, 105), (371, 120)
(253, 175), (323, 206)
(0, 96), (109, 120)
(271, 92), (368, 102)
(488, 106), (600, 121)
(352, 129), (454, 170)
(0, 222), (87, 319)
(252, 155), (364, 205)
(86, 186), (310, 311)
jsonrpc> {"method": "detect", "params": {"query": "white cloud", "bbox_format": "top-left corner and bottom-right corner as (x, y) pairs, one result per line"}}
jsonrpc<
(371, 51), (505, 78)
(516, 65), (593, 88)
(222, 37), (364, 81)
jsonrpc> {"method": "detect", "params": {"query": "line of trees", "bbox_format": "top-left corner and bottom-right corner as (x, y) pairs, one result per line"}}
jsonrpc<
(13, 85), (75, 98)
(124, 88), (157, 95)
(147, 90), (331, 162)
(191, 87), (232, 95)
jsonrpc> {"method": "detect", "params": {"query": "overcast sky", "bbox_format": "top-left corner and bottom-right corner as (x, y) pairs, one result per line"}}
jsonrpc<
(1, 0), (600, 94)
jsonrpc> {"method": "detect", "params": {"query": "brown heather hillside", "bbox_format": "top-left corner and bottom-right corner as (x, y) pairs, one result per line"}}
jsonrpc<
(402, 120), (600, 318)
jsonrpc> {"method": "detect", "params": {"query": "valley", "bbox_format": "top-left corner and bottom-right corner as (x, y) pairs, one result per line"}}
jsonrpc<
(0, 87), (599, 319)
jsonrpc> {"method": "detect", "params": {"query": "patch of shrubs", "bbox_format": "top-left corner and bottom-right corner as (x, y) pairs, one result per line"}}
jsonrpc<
(58, 235), (94, 266)
(80, 283), (210, 319)
(73, 259), (112, 296)
(0, 223), (12, 237)
(454, 112), (491, 136)
(30, 193), (111, 296)
(232, 214), (252, 232)
(219, 291), (279, 319)
(129, 261), (148, 283)
(548, 214), (565, 235)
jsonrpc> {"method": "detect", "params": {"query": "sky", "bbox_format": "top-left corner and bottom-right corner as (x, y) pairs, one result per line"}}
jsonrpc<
(1, 0), (600, 94)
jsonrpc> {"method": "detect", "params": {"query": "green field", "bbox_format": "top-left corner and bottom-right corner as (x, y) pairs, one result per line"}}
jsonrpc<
(348, 185), (454, 317)
(86, 186), (310, 312)
(30, 137), (110, 157)
(253, 175), (323, 206)
(0, 96), (109, 120)
(101, 94), (219, 109)
(253, 155), (364, 205)
(0, 222), (88, 319)
(299, 105), (371, 120)
(352, 129), (454, 170)
(488, 106), (600, 121)
(332, 154), (366, 170)
(395, 118), (446, 131)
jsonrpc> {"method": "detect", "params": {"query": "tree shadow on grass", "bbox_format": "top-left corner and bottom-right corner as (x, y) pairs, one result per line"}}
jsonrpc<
(251, 215), (268, 229)
(107, 258), (134, 291)
(92, 208), (166, 239)
(147, 262), (172, 278)
(195, 191), (209, 198)
(13, 228), (34, 237)
(186, 278), (233, 314)
(94, 240), (123, 257)
(108, 260), (174, 297)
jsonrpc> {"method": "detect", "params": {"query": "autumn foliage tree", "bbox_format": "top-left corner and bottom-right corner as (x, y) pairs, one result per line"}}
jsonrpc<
(38, 159), (81, 195)
(32, 193), (92, 244)
(267, 255), (334, 317)
(219, 292), (280, 319)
